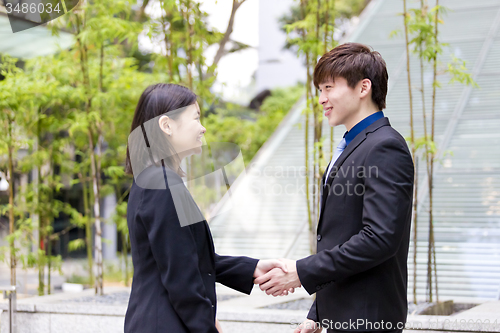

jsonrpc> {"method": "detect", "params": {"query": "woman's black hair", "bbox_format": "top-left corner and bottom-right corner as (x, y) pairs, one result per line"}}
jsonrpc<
(125, 83), (197, 176)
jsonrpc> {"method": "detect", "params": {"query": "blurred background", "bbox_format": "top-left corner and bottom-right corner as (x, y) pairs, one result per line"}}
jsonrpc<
(0, 0), (499, 331)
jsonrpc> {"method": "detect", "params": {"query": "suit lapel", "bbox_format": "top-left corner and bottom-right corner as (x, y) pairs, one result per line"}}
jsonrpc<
(318, 118), (391, 225)
(321, 132), (367, 205)
(320, 160), (331, 199)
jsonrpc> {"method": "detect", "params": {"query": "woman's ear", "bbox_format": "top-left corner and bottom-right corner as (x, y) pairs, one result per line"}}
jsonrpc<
(159, 115), (172, 136)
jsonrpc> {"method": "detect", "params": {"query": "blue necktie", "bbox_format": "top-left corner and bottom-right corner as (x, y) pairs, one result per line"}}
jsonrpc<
(324, 138), (347, 186)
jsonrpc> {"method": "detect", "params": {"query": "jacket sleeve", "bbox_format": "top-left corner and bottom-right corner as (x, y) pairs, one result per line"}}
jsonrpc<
(296, 138), (414, 295)
(306, 299), (318, 322)
(139, 187), (218, 333)
(214, 253), (258, 294)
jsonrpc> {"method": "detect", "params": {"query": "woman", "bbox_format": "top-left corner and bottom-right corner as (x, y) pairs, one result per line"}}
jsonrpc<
(124, 83), (290, 333)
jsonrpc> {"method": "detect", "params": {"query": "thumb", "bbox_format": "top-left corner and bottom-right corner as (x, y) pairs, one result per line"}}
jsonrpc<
(275, 259), (288, 273)
(277, 258), (289, 273)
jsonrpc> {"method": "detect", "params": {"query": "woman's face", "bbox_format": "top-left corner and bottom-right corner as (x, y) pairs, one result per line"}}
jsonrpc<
(159, 102), (206, 160)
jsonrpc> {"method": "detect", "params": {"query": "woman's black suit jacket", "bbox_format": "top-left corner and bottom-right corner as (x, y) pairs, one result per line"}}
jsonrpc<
(125, 165), (258, 333)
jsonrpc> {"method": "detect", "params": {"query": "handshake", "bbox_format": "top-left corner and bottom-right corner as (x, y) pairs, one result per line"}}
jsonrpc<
(253, 258), (302, 296)
(252, 259), (323, 332)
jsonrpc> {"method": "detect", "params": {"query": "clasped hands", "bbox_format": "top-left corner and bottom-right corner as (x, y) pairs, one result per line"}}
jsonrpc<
(253, 258), (301, 296)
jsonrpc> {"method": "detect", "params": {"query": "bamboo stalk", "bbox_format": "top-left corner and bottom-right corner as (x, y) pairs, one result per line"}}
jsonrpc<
(329, 0), (335, 160)
(430, 0), (440, 303)
(159, 0), (174, 80)
(403, 0), (418, 305)
(76, 5), (104, 295)
(47, 154), (55, 295)
(7, 116), (16, 287)
(417, 0), (434, 303)
(88, 131), (103, 295)
(37, 118), (45, 295)
(314, 0), (323, 226)
(300, 0), (314, 255)
(79, 172), (94, 286)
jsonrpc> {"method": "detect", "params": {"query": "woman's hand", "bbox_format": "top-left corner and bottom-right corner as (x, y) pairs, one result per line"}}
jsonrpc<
(215, 318), (223, 333)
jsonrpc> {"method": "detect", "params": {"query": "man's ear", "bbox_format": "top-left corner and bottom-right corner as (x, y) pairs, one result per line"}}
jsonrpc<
(159, 115), (172, 136)
(360, 78), (372, 98)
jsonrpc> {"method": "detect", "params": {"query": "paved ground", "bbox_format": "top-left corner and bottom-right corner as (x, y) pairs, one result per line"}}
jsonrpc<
(215, 284), (500, 333)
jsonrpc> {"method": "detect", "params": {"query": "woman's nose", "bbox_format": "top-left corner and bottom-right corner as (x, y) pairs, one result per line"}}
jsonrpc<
(201, 125), (206, 134)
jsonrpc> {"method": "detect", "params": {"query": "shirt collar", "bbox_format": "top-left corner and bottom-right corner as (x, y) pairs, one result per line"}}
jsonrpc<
(344, 111), (385, 146)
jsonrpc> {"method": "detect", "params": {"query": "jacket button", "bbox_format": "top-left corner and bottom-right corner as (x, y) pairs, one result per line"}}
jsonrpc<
(317, 234), (322, 241)
(316, 286), (321, 291)
(208, 273), (212, 276)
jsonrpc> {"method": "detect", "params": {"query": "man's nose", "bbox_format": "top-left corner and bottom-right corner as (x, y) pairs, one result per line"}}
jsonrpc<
(318, 92), (328, 105)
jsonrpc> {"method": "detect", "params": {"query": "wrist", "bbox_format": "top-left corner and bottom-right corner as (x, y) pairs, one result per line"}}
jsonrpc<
(252, 259), (261, 278)
(291, 261), (301, 287)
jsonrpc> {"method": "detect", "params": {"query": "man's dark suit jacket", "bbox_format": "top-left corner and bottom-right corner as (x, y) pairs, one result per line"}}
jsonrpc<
(296, 117), (414, 332)
(125, 165), (258, 333)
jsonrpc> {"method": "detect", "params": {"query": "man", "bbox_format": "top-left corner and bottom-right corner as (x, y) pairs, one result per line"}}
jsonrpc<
(254, 43), (414, 333)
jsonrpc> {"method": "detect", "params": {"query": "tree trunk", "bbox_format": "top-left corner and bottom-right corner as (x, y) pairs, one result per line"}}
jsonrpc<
(206, 0), (246, 79)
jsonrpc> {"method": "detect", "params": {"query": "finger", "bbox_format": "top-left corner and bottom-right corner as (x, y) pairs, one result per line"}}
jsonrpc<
(266, 286), (280, 295)
(259, 279), (276, 291)
(272, 289), (285, 297)
(254, 271), (273, 285)
(266, 285), (283, 295)
(261, 279), (281, 292)
(274, 288), (286, 297)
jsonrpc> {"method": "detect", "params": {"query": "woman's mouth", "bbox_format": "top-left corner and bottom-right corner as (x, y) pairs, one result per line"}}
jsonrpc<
(324, 107), (332, 117)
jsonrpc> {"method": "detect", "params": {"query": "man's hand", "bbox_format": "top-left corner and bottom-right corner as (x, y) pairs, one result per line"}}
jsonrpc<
(254, 259), (295, 296)
(215, 318), (223, 333)
(294, 319), (322, 333)
(254, 258), (301, 296)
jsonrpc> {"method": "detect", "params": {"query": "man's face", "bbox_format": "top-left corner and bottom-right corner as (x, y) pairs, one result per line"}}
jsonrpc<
(318, 77), (362, 129)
